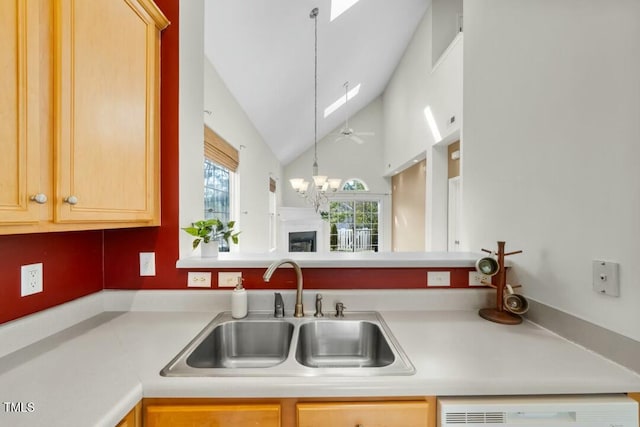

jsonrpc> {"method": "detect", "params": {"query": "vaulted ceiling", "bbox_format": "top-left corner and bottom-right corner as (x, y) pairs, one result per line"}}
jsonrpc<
(204, 0), (430, 165)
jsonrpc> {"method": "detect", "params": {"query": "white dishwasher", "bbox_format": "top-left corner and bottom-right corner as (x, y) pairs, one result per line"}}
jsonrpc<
(439, 394), (638, 427)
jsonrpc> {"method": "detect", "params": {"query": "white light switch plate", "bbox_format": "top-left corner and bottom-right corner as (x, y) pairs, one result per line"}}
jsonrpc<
(21, 263), (43, 296)
(139, 252), (156, 276)
(188, 272), (212, 288)
(592, 260), (619, 297)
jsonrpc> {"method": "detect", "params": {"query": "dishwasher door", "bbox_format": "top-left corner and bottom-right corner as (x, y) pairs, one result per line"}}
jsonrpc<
(438, 394), (638, 427)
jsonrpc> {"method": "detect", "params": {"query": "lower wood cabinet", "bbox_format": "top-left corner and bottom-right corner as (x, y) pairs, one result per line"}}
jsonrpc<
(297, 400), (432, 427)
(116, 402), (141, 427)
(139, 397), (435, 427)
(143, 401), (280, 427)
(122, 394), (640, 426)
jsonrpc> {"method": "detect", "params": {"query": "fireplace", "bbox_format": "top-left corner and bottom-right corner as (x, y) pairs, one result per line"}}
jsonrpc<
(289, 231), (317, 252)
(278, 207), (329, 253)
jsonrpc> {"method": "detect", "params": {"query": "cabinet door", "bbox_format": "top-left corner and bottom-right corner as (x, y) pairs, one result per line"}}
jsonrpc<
(297, 401), (431, 427)
(0, 0), (43, 225)
(54, 0), (165, 224)
(116, 402), (141, 427)
(144, 403), (281, 427)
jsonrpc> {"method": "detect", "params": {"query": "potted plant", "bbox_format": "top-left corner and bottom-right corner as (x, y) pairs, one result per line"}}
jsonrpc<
(182, 219), (240, 257)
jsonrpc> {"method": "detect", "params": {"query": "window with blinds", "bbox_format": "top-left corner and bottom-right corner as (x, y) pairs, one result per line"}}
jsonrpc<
(203, 126), (238, 252)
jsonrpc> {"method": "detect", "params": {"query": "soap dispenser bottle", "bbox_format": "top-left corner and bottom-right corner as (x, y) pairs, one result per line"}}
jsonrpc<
(231, 278), (247, 319)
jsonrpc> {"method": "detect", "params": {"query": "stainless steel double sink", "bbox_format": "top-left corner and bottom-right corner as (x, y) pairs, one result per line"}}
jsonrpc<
(161, 311), (415, 377)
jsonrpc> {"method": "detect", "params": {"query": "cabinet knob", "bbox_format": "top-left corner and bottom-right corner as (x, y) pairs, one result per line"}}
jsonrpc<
(30, 193), (48, 204)
(63, 195), (79, 205)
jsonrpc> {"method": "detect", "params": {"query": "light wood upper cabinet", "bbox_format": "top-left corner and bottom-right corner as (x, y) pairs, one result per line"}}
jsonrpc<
(55, 0), (167, 224)
(0, 0), (168, 234)
(0, 0), (44, 226)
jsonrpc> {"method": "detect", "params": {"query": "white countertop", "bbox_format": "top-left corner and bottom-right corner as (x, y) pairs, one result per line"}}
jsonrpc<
(1, 290), (639, 426)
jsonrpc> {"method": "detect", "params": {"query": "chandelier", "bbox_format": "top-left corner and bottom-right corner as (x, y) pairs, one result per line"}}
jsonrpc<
(289, 7), (341, 212)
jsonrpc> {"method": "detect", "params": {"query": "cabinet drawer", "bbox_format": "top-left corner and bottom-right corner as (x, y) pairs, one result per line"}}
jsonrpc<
(297, 401), (430, 427)
(144, 403), (280, 427)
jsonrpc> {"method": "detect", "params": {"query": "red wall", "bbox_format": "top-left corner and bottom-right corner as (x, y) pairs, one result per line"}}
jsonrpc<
(0, 231), (103, 324)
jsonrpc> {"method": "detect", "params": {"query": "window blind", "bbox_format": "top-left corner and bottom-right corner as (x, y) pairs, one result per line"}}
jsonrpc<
(204, 125), (239, 172)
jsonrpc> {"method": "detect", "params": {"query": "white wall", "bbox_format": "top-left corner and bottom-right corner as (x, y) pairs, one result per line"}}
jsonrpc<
(179, 0), (282, 256)
(432, 0), (463, 64)
(179, 0), (205, 259)
(382, 6), (463, 250)
(203, 59), (282, 253)
(382, 8), (433, 174)
(462, 0), (640, 341)
(283, 97), (392, 251)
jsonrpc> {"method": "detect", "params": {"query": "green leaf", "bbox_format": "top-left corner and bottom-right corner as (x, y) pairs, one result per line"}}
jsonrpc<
(182, 227), (199, 237)
(192, 238), (201, 249)
(231, 232), (240, 245)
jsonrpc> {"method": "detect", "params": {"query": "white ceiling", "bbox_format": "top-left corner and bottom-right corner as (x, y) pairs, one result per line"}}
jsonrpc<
(204, 0), (430, 165)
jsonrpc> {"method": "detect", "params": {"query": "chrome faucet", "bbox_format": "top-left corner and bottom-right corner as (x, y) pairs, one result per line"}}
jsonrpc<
(263, 258), (304, 317)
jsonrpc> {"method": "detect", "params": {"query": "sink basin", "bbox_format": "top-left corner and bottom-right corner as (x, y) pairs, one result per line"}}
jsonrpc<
(295, 321), (394, 368)
(161, 311), (414, 377)
(186, 321), (294, 368)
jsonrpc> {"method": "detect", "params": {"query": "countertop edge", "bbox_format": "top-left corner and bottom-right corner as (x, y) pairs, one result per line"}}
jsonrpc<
(176, 252), (484, 268)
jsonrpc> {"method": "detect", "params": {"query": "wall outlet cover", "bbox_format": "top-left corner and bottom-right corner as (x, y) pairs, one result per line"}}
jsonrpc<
(218, 272), (243, 288)
(469, 271), (492, 287)
(21, 263), (43, 297)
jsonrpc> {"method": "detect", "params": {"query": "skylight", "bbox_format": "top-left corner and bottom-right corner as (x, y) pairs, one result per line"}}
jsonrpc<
(330, 0), (361, 21)
(424, 106), (442, 143)
(324, 83), (361, 118)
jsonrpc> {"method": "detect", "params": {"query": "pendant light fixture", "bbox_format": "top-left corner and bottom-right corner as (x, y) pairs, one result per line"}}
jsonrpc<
(289, 7), (341, 212)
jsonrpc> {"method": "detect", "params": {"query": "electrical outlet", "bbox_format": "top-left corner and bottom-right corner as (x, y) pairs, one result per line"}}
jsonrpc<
(139, 252), (156, 276)
(469, 271), (492, 287)
(21, 263), (43, 297)
(218, 272), (243, 288)
(427, 271), (450, 287)
(187, 272), (212, 288)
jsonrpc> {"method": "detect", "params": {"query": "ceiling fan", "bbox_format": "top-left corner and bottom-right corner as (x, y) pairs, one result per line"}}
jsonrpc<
(333, 81), (375, 144)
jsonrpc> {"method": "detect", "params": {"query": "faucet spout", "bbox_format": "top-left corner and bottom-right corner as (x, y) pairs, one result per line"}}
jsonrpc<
(263, 258), (304, 317)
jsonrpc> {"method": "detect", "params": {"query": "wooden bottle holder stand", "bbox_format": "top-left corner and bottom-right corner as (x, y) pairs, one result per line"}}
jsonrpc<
(478, 241), (523, 325)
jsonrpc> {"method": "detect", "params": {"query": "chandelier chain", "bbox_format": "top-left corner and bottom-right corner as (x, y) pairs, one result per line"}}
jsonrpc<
(312, 7), (319, 169)
(288, 7), (341, 213)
